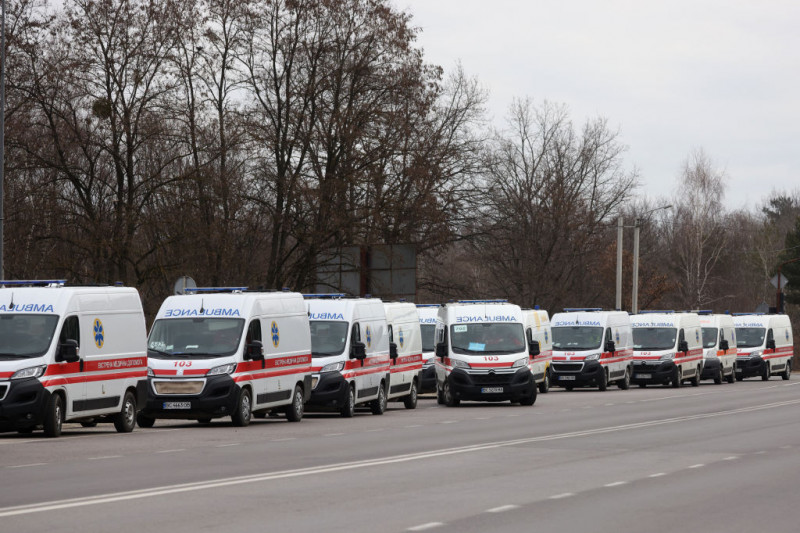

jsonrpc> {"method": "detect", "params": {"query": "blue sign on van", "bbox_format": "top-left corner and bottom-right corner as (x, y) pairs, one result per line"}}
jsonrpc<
(94, 319), (105, 349)
(366, 326), (372, 348)
(271, 321), (280, 348)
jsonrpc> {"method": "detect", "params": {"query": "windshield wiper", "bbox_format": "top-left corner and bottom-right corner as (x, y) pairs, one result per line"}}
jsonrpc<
(312, 351), (340, 356)
(0, 353), (27, 359)
(148, 348), (174, 357)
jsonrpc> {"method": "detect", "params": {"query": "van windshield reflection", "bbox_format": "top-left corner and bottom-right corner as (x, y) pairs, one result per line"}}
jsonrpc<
(148, 318), (244, 358)
(0, 314), (59, 358)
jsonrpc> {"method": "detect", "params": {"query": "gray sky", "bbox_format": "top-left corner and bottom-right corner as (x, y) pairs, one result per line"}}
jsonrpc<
(395, 0), (800, 209)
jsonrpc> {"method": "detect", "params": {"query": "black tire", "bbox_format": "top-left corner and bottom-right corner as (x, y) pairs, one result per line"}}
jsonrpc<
(782, 361), (791, 381)
(43, 393), (64, 438)
(370, 382), (387, 415)
(736, 373), (743, 382)
(690, 366), (701, 387)
(672, 366), (682, 388)
(80, 420), (98, 428)
(598, 368), (608, 391)
(565, 384), (574, 391)
(618, 367), (631, 390)
(136, 413), (156, 428)
(340, 385), (356, 418)
(286, 385), (304, 422)
(726, 364), (736, 383)
(197, 418), (212, 424)
(113, 391), (137, 433)
(520, 386), (537, 406)
(714, 365), (723, 385)
(762, 362), (771, 381)
(231, 388), (252, 427)
(443, 378), (460, 407)
(403, 380), (418, 409)
(538, 370), (550, 394)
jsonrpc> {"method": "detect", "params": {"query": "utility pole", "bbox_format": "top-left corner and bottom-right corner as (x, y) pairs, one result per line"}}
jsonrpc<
(0, 0), (5, 281)
(616, 217), (623, 310)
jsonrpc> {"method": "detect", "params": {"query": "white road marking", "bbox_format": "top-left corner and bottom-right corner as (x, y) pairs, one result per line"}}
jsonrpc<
(408, 523), (444, 531)
(723, 456), (738, 461)
(404, 425), (422, 428)
(605, 403), (615, 406)
(4, 397), (800, 518)
(7, 463), (47, 469)
(754, 450), (767, 455)
(604, 481), (627, 487)
(486, 504), (519, 513)
(270, 438), (296, 442)
(323, 433), (344, 437)
(215, 444), (240, 448)
(440, 420), (458, 424)
(550, 493), (574, 500)
(688, 464), (704, 469)
(89, 456), (121, 460)
(156, 449), (185, 454)
(649, 473), (666, 478)
(780, 445), (792, 449)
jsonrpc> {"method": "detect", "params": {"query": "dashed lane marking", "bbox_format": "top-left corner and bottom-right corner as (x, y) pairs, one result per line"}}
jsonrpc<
(486, 505), (519, 513)
(408, 522), (445, 531)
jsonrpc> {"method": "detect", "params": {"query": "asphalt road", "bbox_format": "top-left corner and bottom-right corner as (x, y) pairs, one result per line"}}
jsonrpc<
(1, 377), (799, 533)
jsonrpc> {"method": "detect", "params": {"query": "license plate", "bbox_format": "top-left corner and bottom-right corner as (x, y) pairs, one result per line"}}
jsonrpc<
(635, 373), (652, 379)
(481, 387), (504, 393)
(559, 375), (576, 381)
(163, 401), (191, 410)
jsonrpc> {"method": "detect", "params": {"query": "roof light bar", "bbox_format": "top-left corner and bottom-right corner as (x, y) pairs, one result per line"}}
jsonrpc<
(184, 287), (247, 294)
(0, 280), (66, 287)
(563, 307), (602, 312)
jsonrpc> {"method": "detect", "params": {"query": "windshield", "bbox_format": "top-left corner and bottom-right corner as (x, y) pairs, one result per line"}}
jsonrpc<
(701, 327), (718, 349)
(552, 326), (603, 351)
(449, 323), (525, 355)
(0, 314), (60, 358)
(633, 327), (677, 351)
(310, 321), (348, 357)
(148, 318), (244, 358)
(421, 324), (436, 352)
(736, 327), (765, 348)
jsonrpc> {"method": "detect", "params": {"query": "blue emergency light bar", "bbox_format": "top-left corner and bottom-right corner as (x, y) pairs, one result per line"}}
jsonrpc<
(732, 312), (764, 316)
(695, 310), (713, 315)
(303, 293), (348, 299)
(0, 280), (66, 287)
(563, 307), (602, 312)
(416, 304), (441, 308)
(638, 310), (675, 314)
(458, 299), (508, 304)
(184, 287), (247, 293)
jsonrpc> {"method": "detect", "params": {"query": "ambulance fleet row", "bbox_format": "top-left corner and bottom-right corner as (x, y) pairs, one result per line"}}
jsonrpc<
(0, 281), (794, 438)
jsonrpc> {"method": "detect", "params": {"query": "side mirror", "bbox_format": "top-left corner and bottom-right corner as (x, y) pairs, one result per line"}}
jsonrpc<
(678, 340), (689, 353)
(389, 342), (398, 359)
(605, 340), (616, 353)
(350, 341), (367, 360)
(766, 339), (776, 350)
(246, 340), (264, 361)
(719, 339), (729, 351)
(435, 342), (447, 359)
(57, 339), (79, 363)
(528, 339), (540, 357)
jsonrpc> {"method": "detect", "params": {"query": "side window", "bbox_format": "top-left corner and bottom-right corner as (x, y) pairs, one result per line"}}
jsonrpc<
(247, 320), (262, 345)
(59, 316), (80, 345)
(767, 329), (774, 343)
(719, 329), (726, 342)
(605, 328), (613, 343)
(351, 323), (361, 343)
(678, 329), (685, 346)
(387, 325), (394, 343)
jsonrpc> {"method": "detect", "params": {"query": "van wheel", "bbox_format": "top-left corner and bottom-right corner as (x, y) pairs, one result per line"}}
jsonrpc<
(136, 413), (156, 428)
(736, 373), (744, 382)
(113, 391), (137, 433)
(286, 385), (304, 422)
(403, 380), (418, 409)
(598, 369), (608, 391)
(672, 366), (682, 388)
(231, 388), (252, 427)
(43, 393), (64, 438)
(726, 365), (736, 383)
(370, 382), (387, 415)
(762, 362), (771, 381)
(436, 382), (445, 405)
(520, 386), (537, 406)
(443, 379), (460, 407)
(618, 367), (631, 390)
(714, 365), (723, 385)
(340, 385), (355, 418)
(782, 361), (791, 381)
(690, 366), (701, 387)
(539, 370), (550, 393)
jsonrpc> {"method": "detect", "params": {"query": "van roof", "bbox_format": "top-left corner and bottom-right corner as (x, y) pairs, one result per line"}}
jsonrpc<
(156, 291), (306, 320)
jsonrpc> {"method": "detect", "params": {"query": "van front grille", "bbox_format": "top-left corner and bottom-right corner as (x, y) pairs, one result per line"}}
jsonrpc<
(154, 380), (205, 395)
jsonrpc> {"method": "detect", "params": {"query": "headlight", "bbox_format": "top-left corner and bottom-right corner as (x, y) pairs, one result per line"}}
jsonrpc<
(584, 353), (601, 361)
(451, 358), (471, 369)
(512, 357), (529, 368)
(750, 350), (762, 357)
(147, 367), (155, 377)
(660, 353), (675, 361)
(207, 363), (237, 376)
(320, 361), (345, 373)
(11, 365), (47, 380)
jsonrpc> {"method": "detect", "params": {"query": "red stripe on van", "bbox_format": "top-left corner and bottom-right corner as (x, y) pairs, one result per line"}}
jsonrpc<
(41, 370), (146, 388)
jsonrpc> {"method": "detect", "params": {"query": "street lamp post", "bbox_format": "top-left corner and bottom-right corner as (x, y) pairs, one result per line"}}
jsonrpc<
(615, 217), (623, 310)
(631, 205), (672, 314)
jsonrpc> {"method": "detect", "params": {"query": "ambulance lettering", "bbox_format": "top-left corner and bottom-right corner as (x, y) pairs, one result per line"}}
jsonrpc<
(163, 308), (241, 318)
(0, 303), (55, 313)
(309, 312), (345, 320)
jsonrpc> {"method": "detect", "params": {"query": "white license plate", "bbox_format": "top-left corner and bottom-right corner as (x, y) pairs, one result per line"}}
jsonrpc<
(559, 375), (576, 381)
(163, 401), (191, 410)
(481, 387), (504, 393)
(635, 373), (652, 379)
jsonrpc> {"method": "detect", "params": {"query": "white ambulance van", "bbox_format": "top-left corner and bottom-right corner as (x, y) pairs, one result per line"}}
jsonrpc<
(434, 300), (537, 406)
(139, 288), (312, 427)
(384, 302), (423, 409)
(631, 311), (703, 387)
(522, 308), (553, 393)
(305, 295), (391, 417)
(417, 304), (440, 393)
(698, 311), (738, 384)
(733, 313), (794, 381)
(550, 309), (633, 391)
(0, 280), (147, 438)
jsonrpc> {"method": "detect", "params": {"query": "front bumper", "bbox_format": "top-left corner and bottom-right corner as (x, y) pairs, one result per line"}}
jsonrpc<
(443, 367), (534, 402)
(700, 358), (720, 380)
(735, 356), (765, 378)
(420, 364), (437, 394)
(0, 378), (50, 432)
(631, 360), (676, 385)
(306, 371), (350, 410)
(140, 375), (240, 420)
(550, 360), (604, 387)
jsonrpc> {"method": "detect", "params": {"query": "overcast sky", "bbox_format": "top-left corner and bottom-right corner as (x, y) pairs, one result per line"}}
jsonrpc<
(394, 0), (800, 210)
